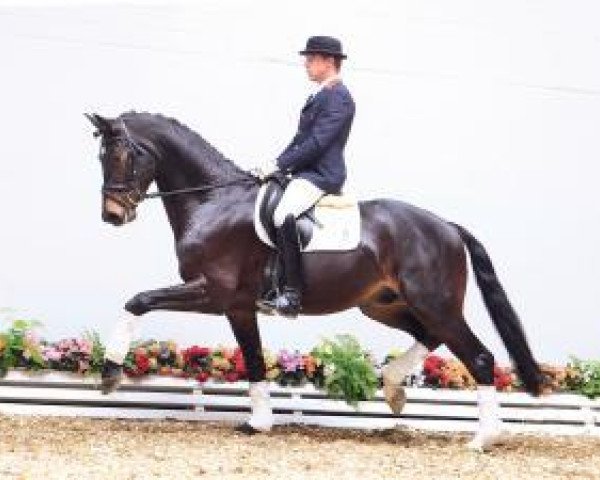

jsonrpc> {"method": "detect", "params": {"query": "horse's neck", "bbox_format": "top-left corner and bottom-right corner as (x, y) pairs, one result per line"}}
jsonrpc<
(151, 133), (245, 241)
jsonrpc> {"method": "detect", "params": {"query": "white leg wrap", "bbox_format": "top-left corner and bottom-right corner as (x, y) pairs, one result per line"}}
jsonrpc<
(104, 312), (141, 365)
(382, 342), (428, 415)
(247, 381), (274, 432)
(382, 342), (429, 385)
(467, 385), (506, 452)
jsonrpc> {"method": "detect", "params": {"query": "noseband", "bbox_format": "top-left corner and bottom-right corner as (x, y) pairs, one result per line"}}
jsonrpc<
(100, 120), (148, 212)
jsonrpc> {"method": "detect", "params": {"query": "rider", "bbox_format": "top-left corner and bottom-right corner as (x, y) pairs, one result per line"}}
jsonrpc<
(255, 35), (356, 317)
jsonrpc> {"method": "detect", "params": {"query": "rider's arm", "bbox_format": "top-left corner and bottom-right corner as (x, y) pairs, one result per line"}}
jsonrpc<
(276, 90), (354, 173)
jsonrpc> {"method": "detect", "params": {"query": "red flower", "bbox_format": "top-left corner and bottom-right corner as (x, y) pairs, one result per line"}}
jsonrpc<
(183, 346), (212, 368)
(134, 353), (150, 374)
(196, 371), (210, 383)
(234, 356), (247, 375)
(493, 365), (513, 390)
(423, 355), (445, 377)
(196, 347), (211, 357)
(439, 371), (451, 388)
(185, 346), (211, 358)
(225, 372), (239, 382)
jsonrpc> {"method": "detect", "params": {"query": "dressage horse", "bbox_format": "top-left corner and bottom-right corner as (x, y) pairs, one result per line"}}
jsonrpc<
(86, 111), (545, 451)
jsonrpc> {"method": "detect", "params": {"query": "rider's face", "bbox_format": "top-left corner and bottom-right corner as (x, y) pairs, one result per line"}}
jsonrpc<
(303, 54), (335, 82)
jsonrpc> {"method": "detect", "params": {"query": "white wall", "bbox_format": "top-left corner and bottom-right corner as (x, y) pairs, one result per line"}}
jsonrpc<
(0, 0), (598, 362)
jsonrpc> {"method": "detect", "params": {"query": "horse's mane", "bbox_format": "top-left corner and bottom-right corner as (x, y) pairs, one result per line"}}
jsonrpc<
(118, 110), (245, 177)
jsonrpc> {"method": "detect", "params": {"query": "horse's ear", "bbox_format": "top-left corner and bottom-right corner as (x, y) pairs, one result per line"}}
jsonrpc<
(84, 113), (114, 137)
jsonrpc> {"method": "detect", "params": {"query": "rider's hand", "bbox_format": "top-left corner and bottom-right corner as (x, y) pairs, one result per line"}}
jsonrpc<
(250, 160), (279, 180)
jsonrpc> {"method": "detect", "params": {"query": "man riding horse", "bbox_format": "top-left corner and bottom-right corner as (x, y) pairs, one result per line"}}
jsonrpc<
(254, 35), (356, 318)
(87, 34), (546, 451)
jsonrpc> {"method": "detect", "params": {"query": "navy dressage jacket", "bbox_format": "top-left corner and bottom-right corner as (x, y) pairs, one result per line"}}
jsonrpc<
(276, 81), (355, 194)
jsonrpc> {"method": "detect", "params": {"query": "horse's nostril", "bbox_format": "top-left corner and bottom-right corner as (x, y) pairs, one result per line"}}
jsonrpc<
(103, 211), (124, 226)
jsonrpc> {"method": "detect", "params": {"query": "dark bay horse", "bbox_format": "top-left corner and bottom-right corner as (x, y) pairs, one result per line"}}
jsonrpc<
(86, 111), (544, 450)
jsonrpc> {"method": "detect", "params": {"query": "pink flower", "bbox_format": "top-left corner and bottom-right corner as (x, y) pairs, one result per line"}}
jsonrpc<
(42, 348), (62, 362)
(78, 339), (93, 355)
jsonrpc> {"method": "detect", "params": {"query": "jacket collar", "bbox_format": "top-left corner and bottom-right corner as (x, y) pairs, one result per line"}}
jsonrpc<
(311, 74), (342, 95)
(304, 74), (342, 110)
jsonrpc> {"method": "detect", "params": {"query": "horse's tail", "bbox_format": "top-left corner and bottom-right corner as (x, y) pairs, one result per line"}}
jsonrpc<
(449, 222), (544, 396)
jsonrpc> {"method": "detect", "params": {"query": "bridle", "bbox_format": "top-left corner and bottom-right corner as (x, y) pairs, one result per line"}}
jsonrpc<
(98, 120), (148, 216)
(98, 120), (259, 214)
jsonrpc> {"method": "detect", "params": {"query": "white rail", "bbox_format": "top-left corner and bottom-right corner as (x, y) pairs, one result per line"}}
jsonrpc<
(0, 371), (598, 436)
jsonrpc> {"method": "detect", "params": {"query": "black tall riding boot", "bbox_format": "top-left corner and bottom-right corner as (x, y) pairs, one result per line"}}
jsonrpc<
(258, 214), (303, 318)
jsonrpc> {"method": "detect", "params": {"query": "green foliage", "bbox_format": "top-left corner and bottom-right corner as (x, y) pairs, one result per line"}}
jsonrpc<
(311, 334), (379, 407)
(566, 357), (600, 399)
(83, 330), (106, 374)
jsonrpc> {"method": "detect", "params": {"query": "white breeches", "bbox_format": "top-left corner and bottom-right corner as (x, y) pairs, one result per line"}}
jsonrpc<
(273, 178), (324, 228)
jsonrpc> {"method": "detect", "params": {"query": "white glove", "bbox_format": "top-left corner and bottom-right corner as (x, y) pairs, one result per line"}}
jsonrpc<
(250, 160), (279, 180)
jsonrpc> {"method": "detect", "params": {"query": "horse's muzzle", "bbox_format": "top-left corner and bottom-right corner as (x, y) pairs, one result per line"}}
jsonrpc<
(103, 196), (137, 226)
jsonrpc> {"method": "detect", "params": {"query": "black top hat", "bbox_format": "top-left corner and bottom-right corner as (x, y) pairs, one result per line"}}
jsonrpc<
(299, 36), (347, 59)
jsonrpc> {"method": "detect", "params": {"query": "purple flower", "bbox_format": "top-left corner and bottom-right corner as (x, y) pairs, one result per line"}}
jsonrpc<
(277, 350), (304, 373)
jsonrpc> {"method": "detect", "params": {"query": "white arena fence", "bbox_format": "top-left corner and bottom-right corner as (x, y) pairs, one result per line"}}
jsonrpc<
(0, 371), (598, 437)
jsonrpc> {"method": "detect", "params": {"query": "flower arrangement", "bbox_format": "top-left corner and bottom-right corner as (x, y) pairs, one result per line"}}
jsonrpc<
(1, 318), (599, 403)
(123, 340), (184, 378)
(275, 350), (320, 387)
(423, 354), (515, 392)
(209, 346), (247, 382)
(310, 335), (379, 406)
(0, 319), (45, 375)
(42, 337), (94, 374)
(182, 345), (212, 382)
(565, 358), (600, 399)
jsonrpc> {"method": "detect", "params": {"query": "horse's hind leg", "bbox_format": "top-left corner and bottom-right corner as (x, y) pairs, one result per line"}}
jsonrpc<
(360, 304), (440, 414)
(413, 304), (506, 451)
(437, 317), (506, 452)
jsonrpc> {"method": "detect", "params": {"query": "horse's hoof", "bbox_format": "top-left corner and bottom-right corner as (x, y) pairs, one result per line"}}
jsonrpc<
(466, 426), (506, 452)
(234, 422), (261, 435)
(100, 359), (123, 395)
(383, 383), (407, 415)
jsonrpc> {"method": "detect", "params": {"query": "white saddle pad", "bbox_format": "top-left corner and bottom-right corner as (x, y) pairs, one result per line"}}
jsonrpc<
(253, 184), (361, 252)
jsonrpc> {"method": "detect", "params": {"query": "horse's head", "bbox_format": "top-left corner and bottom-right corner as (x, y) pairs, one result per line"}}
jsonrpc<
(86, 113), (157, 226)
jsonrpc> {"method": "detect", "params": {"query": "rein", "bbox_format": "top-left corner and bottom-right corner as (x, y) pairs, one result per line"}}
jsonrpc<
(143, 176), (259, 200)
(114, 119), (260, 202)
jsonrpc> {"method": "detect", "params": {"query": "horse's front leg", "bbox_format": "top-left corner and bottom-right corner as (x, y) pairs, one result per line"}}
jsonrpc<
(227, 311), (274, 434)
(101, 277), (214, 394)
(124, 276), (215, 315)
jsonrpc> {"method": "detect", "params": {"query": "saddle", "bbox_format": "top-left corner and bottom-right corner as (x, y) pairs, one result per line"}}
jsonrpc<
(254, 173), (361, 310)
(254, 174), (361, 253)
(258, 173), (315, 249)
